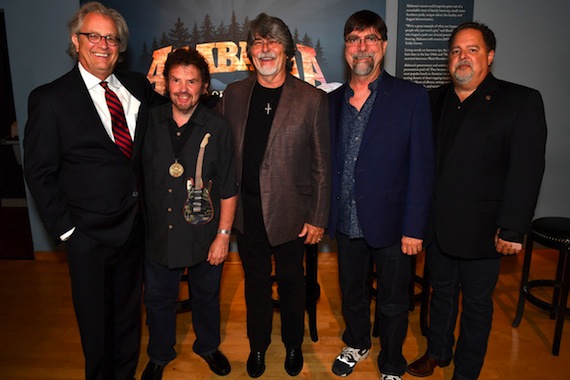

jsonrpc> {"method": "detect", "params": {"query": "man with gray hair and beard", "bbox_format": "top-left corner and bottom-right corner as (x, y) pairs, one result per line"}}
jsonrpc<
(216, 12), (330, 378)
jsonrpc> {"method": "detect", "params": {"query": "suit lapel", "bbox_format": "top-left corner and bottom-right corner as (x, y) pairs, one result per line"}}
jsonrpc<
(330, 85), (346, 169)
(265, 75), (294, 156)
(234, 76), (256, 164)
(359, 73), (393, 156)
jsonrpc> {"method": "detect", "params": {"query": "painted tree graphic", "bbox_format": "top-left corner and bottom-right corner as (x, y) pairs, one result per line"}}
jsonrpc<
(142, 13), (328, 82)
(200, 14), (214, 42)
(215, 20), (227, 41)
(190, 22), (200, 46)
(169, 17), (191, 48)
(315, 39), (327, 66)
(228, 11), (240, 43)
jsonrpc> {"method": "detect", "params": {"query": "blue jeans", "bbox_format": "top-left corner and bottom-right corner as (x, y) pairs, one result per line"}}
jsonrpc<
(426, 238), (500, 380)
(336, 233), (411, 376)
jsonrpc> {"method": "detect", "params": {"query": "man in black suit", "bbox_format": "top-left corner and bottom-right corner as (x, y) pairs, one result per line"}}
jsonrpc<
(23, 2), (160, 379)
(406, 22), (547, 380)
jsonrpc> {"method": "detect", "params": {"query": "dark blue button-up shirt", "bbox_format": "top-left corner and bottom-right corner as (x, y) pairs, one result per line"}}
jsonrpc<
(337, 75), (381, 238)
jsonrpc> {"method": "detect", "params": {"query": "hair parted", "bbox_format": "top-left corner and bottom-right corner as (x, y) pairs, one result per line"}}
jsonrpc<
(449, 21), (496, 52)
(344, 10), (388, 41)
(163, 47), (211, 90)
(67, 1), (129, 59)
(246, 13), (296, 71)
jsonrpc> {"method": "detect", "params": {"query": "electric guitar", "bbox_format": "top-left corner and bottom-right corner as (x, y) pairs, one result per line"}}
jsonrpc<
(183, 133), (214, 224)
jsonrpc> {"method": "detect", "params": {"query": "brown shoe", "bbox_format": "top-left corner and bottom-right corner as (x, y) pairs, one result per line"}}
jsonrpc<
(406, 352), (451, 377)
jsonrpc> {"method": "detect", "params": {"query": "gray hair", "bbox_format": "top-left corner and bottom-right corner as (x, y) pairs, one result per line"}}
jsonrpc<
(246, 13), (296, 71)
(66, 1), (129, 59)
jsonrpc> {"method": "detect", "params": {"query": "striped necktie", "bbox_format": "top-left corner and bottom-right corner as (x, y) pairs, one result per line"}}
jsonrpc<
(100, 81), (132, 158)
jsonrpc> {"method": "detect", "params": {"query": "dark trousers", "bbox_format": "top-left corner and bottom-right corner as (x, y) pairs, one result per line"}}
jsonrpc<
(336, 232), (410, 376)
(66, 217), (144, 380)
(237, 191), (306, 352)
(426, 237), (500, 380)
(144, 256), (222, 364)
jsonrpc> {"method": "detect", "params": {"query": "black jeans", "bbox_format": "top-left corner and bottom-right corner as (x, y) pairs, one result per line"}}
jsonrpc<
(237, 191), (306, 352)
(426, 237), (500, 380)
(336, 232), (411, 376)
(144, 256), (223, 364)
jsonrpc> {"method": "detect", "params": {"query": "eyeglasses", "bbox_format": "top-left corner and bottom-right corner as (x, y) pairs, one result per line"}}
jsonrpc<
(77, 32), (120, 46)
(345, 35), (382, 46)
(251, 38), (282, 49)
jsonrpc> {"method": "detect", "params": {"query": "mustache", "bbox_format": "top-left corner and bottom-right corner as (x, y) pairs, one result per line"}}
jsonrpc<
(257, 52), (276, 59)
(454, 59), (472, 69)
(352, 53), (374, 60)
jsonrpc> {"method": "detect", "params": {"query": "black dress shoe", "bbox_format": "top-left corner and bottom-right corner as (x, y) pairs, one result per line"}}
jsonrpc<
(284, 347), (303, 376)
(247, 351), (266, 378)
(141, 361), (165, 380)
(200, 349), (231, 376)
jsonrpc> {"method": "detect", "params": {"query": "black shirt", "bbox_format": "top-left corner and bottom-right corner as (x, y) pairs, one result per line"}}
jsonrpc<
(241, 82), (283, 195)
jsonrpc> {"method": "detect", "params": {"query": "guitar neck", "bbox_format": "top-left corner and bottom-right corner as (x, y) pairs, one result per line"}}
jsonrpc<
(194, 133), (211, 189)
(195, 151), (205, 188)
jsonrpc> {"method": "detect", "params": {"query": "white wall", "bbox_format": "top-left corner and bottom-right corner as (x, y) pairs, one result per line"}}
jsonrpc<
(0, 0), (77, 251)
(472, 0), (570, 219)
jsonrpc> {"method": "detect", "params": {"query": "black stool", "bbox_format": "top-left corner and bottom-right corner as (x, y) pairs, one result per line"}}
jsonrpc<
(271, 243), (320, 342)
(512, 217), (570, 356)
(372, 254), (429, 337)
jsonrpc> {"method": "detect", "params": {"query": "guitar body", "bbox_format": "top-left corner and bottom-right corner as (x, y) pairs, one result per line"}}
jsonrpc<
(183, 178), (214, 225)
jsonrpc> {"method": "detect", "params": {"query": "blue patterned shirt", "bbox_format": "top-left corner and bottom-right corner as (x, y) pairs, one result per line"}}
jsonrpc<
(337, 75), (381, 238)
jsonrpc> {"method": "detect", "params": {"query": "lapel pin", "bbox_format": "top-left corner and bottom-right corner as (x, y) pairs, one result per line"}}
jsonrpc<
(485, 95), (491, 101)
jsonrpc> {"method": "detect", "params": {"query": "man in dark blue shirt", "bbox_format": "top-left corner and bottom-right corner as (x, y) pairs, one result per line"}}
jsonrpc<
(328, 10), (434, 380)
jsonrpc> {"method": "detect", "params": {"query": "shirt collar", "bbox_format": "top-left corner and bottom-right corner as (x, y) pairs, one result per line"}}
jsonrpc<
(78, 62), (120, 91)
(451, 72), (493, 101)
(345, 70), (383, 99)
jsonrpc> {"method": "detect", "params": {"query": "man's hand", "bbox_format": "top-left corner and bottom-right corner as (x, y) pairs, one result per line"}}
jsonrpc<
(207, 234), (231, 265)
(401, 236), (423, 255)
(495, 230), (523, 255)
(298, 223), (325, 245)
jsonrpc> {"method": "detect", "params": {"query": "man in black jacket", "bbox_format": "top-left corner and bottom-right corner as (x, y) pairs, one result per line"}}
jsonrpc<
(24, 2), (161, 379)
(406, 22), (547, 380)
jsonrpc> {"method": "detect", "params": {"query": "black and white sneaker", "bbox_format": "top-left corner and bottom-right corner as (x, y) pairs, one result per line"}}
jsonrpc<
(332, 346), (370, 377)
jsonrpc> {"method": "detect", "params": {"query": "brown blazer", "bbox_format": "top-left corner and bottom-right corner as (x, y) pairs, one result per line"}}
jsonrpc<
(217, 74), (330, 246)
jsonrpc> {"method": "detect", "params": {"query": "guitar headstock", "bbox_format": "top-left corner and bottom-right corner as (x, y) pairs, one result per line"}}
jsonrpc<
(200, 133), (211, 148)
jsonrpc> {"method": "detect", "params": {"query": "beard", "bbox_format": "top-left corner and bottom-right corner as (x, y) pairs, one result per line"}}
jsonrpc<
(351, 53), (375, 76)
(452, 60), (474, 84)
(255, 52), (280, 77)
(171, 92), (199, 114)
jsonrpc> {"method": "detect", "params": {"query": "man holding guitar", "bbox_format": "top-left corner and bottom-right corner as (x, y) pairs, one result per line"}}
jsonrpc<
(141, 48), (237, 380)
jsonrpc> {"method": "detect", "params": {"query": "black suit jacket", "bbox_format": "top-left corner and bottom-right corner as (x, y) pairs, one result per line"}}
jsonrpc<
(24, 65), (158, 247)
(429, 73), (547, 259)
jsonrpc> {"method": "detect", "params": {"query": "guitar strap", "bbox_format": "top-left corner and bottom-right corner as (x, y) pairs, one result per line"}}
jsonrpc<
(168, 118), (194, 165)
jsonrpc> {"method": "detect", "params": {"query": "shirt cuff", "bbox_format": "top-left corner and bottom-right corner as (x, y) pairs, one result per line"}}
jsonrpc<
(498, 228), (524, 243)
(60, 227), (76, 241)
